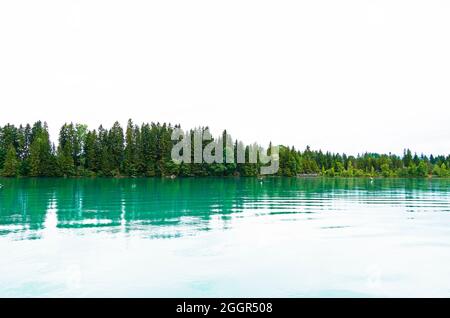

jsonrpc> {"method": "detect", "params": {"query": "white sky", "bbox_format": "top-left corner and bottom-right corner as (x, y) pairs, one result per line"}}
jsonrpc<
(1, 1), (449, 155)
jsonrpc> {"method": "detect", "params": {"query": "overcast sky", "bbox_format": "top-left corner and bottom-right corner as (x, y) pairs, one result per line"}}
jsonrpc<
(1, 1), (449, 155)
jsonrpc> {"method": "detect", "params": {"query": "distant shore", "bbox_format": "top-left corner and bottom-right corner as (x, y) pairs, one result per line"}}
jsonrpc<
(1, 120), (449, 178)
(1, 174), (449, 180)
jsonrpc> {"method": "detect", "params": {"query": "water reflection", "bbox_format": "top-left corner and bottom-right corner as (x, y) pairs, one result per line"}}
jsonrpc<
(0, 178), (449, 240)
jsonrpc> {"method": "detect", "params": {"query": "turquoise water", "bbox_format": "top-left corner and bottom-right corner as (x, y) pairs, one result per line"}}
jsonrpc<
(0, 178), (449, 297)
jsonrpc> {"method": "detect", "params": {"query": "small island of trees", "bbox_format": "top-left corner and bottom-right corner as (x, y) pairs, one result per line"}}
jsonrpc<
(0, 120), (449, 178)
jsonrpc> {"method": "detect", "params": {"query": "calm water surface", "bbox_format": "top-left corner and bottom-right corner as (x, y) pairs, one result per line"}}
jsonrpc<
(0, 178), (449, 297)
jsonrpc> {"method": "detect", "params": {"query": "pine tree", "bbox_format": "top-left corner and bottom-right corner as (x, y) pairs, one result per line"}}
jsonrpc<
(29, 122), (55, 177)
(403, 149), (413, 167)
(140, 123), (157, 176)
(57, 143), (75, 176)
(57, 124), (75, 176)
(98, 125), (112, 176)
(2, 145), (19, 177)
(124, 119), (137, 176)
(19, 124), (32, 176)
(84, 130), (98, 173)
(108, 121), (124, 176)
(1, 119), (450, 179)
(74, 124), (87, 169)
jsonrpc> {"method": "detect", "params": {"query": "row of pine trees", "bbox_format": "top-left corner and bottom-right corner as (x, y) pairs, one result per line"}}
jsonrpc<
(0, 120), (449, 178)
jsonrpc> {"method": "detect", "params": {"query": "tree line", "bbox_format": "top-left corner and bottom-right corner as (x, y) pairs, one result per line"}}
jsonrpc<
(0, 120), (449, 178)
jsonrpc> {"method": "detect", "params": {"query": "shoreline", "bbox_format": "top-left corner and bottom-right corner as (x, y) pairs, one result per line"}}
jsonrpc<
(1, 175), (449, 180)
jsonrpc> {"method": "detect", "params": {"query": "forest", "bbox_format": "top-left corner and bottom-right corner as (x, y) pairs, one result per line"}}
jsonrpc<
(0, 120), (449, 178)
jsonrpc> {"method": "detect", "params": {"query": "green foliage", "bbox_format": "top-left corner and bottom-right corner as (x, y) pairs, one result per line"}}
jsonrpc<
(380, 163), (389, 177)
(57, 143), (75, 176)
(2, 145), (19, 177)
(432, 163), (448, 177)
(28, 122), (56, 177)
(124, 119), (137, 176)
(1, 122), (449, 178)
(109, 121), (124, 173)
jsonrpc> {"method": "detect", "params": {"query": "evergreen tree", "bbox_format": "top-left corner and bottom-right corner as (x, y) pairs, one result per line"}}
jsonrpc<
(1, 119), (449, 179)
(57, 124), (75, 176)
(98, 125), (112, 176)
(2, 145), (19, 177)
(108, 121), (124, 176)
(84, 130), (99, 173)
(57, 142), (75, 176)
(124, 119), (137, 176)
(29, 122), (56, 177)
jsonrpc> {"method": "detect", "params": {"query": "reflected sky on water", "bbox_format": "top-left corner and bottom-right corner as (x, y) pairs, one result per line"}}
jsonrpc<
(1, 178), (450, 297)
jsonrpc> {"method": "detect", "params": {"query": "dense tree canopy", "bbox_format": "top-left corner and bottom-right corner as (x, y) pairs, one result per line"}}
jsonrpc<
(0, 120), (449, 178)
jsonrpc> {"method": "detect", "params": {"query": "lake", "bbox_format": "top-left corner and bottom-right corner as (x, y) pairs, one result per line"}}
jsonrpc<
(0, 177), (449, 297)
